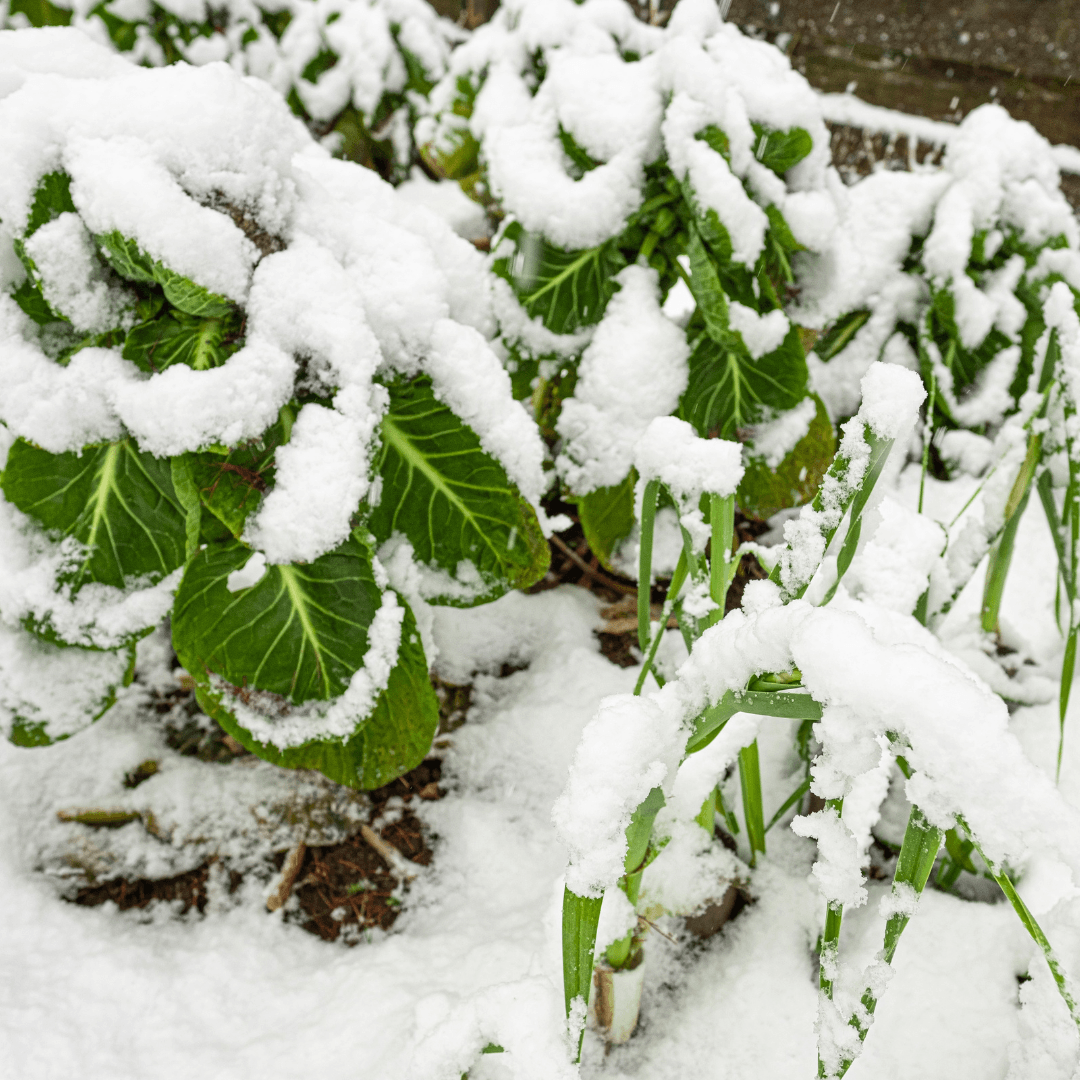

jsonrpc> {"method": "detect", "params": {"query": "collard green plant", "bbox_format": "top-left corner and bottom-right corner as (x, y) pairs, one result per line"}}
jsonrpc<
(0, 45), (547, 790)
(422, 0), (840, 563)
(0, 0), (459, 182)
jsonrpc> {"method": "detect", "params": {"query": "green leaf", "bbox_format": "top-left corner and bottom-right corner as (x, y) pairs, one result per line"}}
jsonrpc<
(695, 124), (731, 162)
(96, 231), (236, 318)
(369, 376), (549, 605)
(24, 171), (76, 237)
(181, 411), (289, 539)
(1, 437), (188, 590)
(169, 456), (202, 561)
(751, 123), (813, 176)
(562, 886), (604, 1023)
(493, 221), (627, 335)
(172, 534), (383, 705)
(10, 277), (57, 325)
(575, 472), (635, 571)
(122, 308), (240, 373)
(738, 395), (836, 520)
(9, 0), (72, 25)
(2, 627), (134, 747)
(680, 324), (809, 439)
(190, 600), (439, 790)
(813, 309), (871, 361)
(686, 225), (731, 343)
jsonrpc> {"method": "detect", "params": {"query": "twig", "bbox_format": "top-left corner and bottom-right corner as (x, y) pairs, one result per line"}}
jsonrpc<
(266, 841), (306, 911)
(638, 916), (678, 944)
(550, 534), (637, 595)
(360, 823), (417, 882)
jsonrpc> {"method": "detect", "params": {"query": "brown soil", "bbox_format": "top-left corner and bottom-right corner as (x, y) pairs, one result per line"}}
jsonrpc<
(72, 758), (444, 943)
(73, 863), (223, 914)
(283, 759), (442, 942)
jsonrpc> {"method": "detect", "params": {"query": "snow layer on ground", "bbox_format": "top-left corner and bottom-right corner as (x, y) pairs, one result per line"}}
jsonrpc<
(2, 541), (1079, 1078)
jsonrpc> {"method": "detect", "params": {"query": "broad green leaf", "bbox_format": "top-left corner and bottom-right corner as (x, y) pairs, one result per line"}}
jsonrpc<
(2, 628), (134, 747)
(814, 309), (871, 361)
(172, 533), (383, 705)
(558, 126), (600, 175)
(10, 277), (56, 325)
(575, 472), (636, 571)
(181, 407), (292, 539)
(738, 395), (836, 520)
(369, 376), (549, 605)
(24, 171), (76, 238)
(1, 437), (187, 589)
(122, 308), (240, 373)
(686, 225), (731, 344)
(493, 221), (626, 335)
(191, 601), (439, 790)
(96, 231), (236, 319)
(9, 0), (72, 25)
(695, 124), (731, 162)
(680, 324), (809, 440)
(751, 123), (813, 176)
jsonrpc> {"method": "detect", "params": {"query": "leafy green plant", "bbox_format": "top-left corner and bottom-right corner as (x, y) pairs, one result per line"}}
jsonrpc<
(0, 48), (547, 791)
(421, 0), (840, 564)
(0, 0), (460, 182)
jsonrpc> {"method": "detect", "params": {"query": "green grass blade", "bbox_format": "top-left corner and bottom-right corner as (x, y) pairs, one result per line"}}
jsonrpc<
(633, 550), (688, 696)
(981, 432), (1041, 634)
(837, 804), (942, 1077)
(816, 797), (845, 1079)
(959, 817), (1080, 1031)
(1060, 628), (1078, 781)
(738, 740), (766, 865)
(638, 479), (660, 652)
(561, 887), (603, 1058)
(709, 492), (736, 625)
(821, 429), (893, 605)
(765, 777), (811, 832)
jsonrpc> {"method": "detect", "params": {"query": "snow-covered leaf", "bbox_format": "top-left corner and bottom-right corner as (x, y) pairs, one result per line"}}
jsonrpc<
(369, 376), (549, 605)
(1, 437), (188, 590)
(172, 533), (383, 705)
(493, 221), (627, 335)
(193, 602), (438, 790)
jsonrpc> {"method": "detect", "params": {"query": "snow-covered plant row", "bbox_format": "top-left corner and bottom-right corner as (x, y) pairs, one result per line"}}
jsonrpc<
(556, 364), (1080, 1076)
(0, 0), (460, 181)
(0, 28), (549, 790)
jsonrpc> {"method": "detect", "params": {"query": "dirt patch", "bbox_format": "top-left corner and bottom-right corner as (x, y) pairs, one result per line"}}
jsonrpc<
(285, 759), (442, 943)
(74, 864), (216, 914)
(71, 756), (444, 942)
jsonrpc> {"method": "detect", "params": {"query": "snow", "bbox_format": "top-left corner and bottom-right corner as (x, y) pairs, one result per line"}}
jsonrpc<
(5, 10), (1080, 1080)
(557, 267), (689, 495)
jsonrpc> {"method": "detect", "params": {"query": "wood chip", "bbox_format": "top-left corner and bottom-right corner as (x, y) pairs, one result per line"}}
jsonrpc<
(266, 841), (306, 912)
(360, 824), (417, 881)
